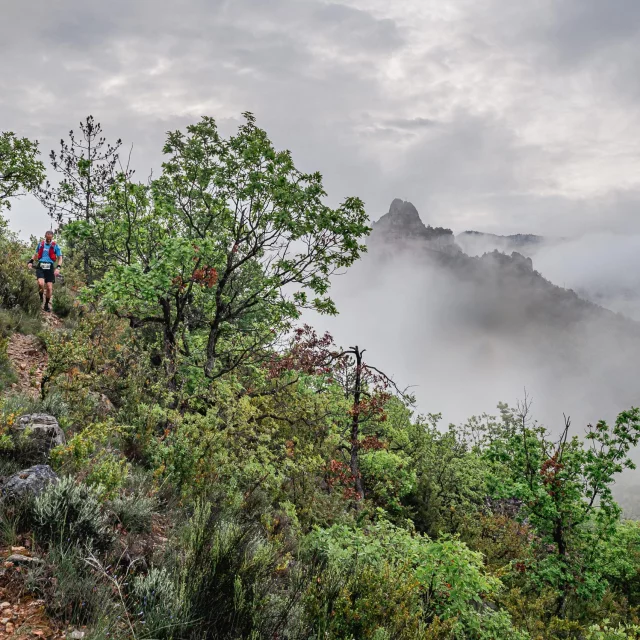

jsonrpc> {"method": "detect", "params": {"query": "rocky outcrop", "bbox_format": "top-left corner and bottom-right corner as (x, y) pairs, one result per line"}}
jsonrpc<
(456, 230), (546, 258)
(479, 250), (533, 272)
(370, 199), (461, 256)
(1, 464), (59, 501)
(14, 414), (65, 455)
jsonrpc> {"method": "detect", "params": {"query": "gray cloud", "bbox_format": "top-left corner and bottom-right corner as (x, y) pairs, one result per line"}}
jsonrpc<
(4, 0), (640, 241)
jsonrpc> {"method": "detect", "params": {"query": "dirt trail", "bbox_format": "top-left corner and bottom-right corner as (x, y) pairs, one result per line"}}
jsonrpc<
(1, 310), (71, 638)
(6, 312), (63, 397)
(6, 334), (45, 397)
(0, 547), (66, 639)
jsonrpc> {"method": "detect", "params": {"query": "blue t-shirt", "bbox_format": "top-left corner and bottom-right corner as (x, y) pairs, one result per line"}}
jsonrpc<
(36, 242), (62, 264)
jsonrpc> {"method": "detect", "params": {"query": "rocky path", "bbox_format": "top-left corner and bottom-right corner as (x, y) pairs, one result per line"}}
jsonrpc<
(6, 312), (63, 397)
(1, 313), (82, 639)
(6, 334), (45, 397)
(0, 547), (67, 639)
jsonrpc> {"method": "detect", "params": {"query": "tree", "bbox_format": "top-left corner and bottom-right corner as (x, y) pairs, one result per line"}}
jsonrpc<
(39, 116), (124, 279)
(88, 113), (370, 387)
(0, 131), (45, 212)
(267, 326), (409, 503)
(483, 398), (640, 616)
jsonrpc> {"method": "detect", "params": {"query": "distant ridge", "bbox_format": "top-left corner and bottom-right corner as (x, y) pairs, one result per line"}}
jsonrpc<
(368, 199), (640, 333)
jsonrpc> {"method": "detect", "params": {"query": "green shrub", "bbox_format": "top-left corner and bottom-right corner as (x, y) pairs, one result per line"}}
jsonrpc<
(0, 392), (70, 466)
(109, 493), (157, 533)
(25, 543), (113, 626)
(131, 567), (181, 638)
(0, 307), (42, 337)
(586, 622), (640, 639)
(172, 501), (305, 640)
(0, 246), (41, 316)
(1, 390), (69, 422)
(33, 476), (113, 549)
(0, 334), (16, 392)
(51, 422), (131, 498)
(52, 284), (75, 318)
(0, 455), (22, 478)
(304, 520), (528, 639)
(0, 496), (33, 546)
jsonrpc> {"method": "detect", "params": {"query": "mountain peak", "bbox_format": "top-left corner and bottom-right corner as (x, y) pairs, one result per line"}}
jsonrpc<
(389, 198), (420, 219)
(370, 199), (461, 255)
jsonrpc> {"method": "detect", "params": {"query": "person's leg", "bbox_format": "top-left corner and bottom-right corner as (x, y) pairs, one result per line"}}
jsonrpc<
(37, 277), (45, 305)
(44, 280), (53, 311)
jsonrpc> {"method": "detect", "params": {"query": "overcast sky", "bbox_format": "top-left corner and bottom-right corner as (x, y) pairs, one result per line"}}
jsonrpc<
(3, 0), (640, 239)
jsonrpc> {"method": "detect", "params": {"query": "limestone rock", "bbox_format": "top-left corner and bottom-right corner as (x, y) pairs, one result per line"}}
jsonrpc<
(15, 413), (65, 454)
(1, 464), (59, 501)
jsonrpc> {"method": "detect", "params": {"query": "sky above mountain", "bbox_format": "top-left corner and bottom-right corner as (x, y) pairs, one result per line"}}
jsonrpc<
(3, 0), (640, 239)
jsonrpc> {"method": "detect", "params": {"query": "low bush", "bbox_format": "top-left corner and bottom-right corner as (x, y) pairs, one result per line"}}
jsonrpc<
(0, 455), (22, 478)
(109, 493), (157, 533)
(172, 501), (305, 640)
(25, 543), (113, 626)
(32, 476), (113, 550)
(0, 243), (41, 316)
(0, 496), (33, 546)
(1, 390), (70, 422)
(585, 622), (640, 639)
(304, 520), (529, 639)
(0, 392), (70, 466)
(52, 283), (75, 318)
(0, 334), (16, 392)
(0, 307), (42, 337)
(131, 567), (181, 638)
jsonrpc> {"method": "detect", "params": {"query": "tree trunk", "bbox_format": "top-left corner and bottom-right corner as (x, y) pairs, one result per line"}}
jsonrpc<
(554, 519), (569, 617)
(160, 298), (177, 392)
(84, 135), (92, 284)
(349, 346), (365, 502)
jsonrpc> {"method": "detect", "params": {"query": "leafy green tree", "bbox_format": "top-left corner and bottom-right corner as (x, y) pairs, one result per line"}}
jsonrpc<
(396, 414), (488, 537)
(266, 327), (411, 504)
(305, 519), (528, 638)
(85, 114), (369, 386)
(0, 131), (45, 211)
(484, 399), (640, 616)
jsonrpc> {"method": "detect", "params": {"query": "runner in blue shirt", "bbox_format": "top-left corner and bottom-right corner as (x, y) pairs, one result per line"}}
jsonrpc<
(27, 230), (63, 312)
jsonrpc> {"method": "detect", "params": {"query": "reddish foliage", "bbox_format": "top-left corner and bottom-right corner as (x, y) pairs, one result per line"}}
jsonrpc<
(540, 454), (563, 492)
(285, 439), (295, 458)
(324, 459), (361, 500)
(172, 266), (219, 291)
(266, 325), (337, 379)
(360, 435), (387, 451)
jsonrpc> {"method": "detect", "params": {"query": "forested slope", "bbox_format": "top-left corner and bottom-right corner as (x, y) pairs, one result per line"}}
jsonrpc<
(0, 118), (639, 640)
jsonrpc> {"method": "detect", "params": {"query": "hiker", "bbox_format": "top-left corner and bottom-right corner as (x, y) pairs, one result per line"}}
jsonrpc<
(27, 230), (62, 312)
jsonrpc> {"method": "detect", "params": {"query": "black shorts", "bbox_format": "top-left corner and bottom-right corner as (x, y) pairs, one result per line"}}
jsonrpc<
(35, 262), (56, 284)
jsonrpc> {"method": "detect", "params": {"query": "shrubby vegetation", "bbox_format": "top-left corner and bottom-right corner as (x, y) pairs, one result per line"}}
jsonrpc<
(0, 115), (639, 639)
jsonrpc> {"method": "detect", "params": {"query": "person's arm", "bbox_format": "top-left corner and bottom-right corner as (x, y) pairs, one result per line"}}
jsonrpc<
(28, 247), (38, 269)
(55, 246), (63, 273)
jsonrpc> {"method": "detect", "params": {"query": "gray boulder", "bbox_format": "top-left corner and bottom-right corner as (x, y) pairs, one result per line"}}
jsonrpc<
(1, 464), (59, 501)
(15, 414), (65, 454)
